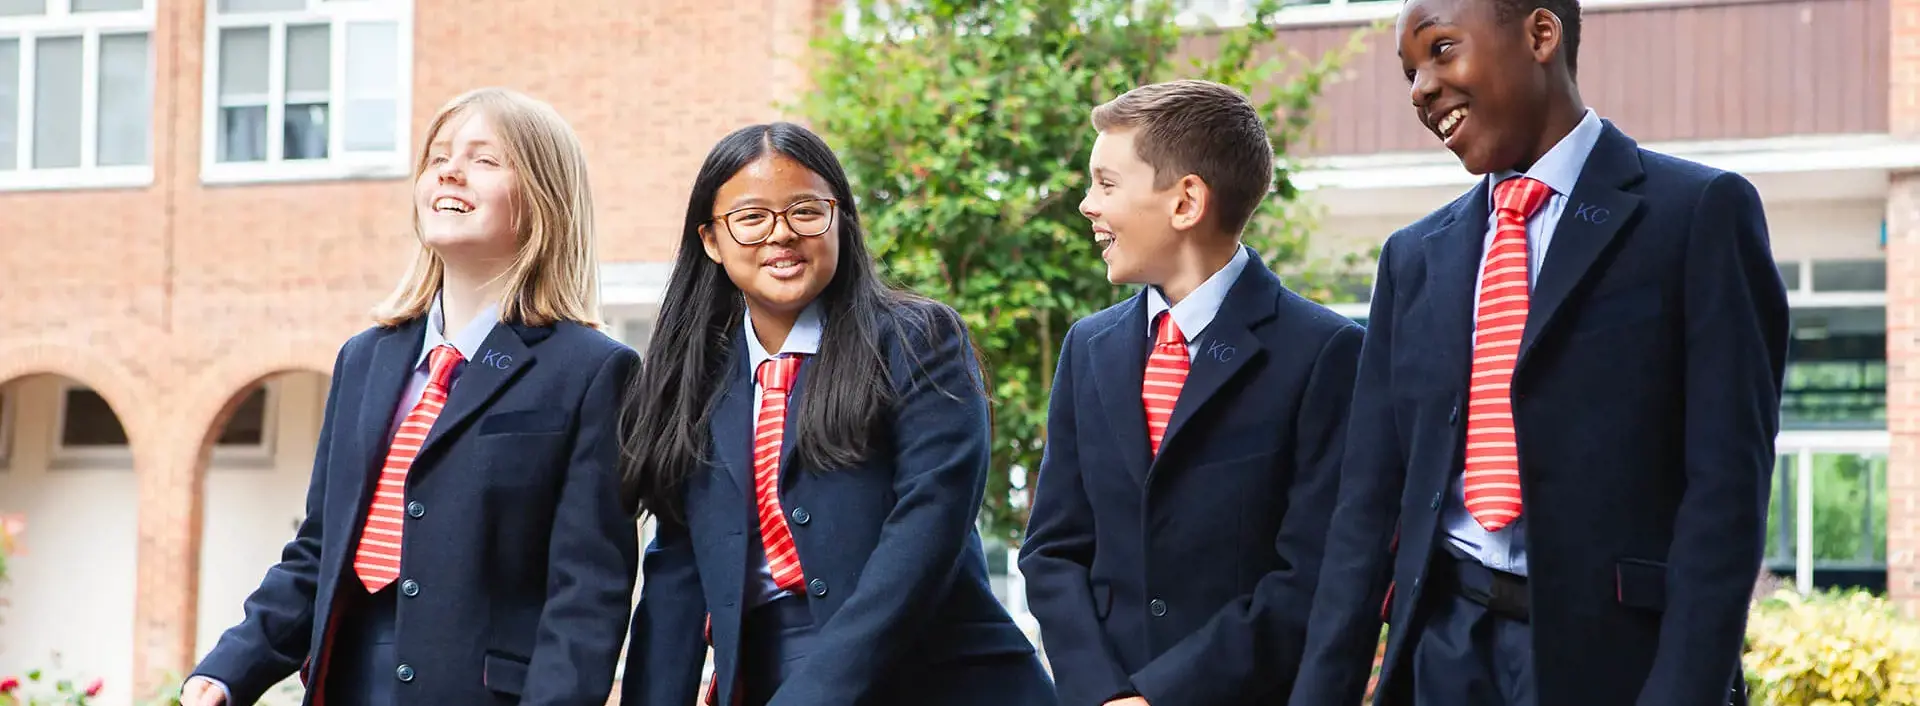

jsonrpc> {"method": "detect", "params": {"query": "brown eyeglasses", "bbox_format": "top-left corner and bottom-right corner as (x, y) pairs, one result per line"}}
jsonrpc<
(711, 197), (838, 245)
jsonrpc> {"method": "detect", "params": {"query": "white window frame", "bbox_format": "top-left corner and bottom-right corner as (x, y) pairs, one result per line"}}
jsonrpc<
(200, 0), (414, 185)
(1772, 429), (1891, 594)
(210, 380), (277, 467)
(51, 381), (131, 467)
(0, 0), (155, 191)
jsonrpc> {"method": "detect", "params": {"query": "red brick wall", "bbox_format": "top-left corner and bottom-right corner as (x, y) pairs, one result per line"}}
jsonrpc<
(1890, 0), (1920, 616)
(0, 0), (831, 696)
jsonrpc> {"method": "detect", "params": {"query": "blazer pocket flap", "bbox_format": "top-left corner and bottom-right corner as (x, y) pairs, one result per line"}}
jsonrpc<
(483, 652), (530, 695)
(1615, 558), (1668, 612)
(479, 409), (568, 436)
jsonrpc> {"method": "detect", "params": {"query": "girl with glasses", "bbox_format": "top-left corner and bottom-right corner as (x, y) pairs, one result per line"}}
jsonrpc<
(617, 122), (1056, 706)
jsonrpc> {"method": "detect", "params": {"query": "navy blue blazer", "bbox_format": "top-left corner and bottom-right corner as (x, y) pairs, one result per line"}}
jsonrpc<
(191, 317), (642, 706)
(622, 301), (1054, 706)
(1290, 123), (1790, 706)
(1018, 256), (1364, 706)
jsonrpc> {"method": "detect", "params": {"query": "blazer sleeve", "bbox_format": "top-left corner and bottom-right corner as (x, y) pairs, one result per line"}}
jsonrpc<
(522, 345), (645, 706)
(1287, 237), (1410, 706)
(1128, 322), (1364, 706)
(1638, 173), (1788, 706)
(620, 513), (709, 706)
(764, 306), (995, 706)
(1017, 322), (1139, 705)
(189, 340), (350, 705)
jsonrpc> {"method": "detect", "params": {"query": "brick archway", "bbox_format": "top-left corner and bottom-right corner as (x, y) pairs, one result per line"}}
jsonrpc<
(0, 340), (150, 450)
(131, 336), (343, 696)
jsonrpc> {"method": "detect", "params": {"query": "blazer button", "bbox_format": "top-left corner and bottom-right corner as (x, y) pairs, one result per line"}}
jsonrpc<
(400, 579), (420, 597)
(1449, 404), (1459, 426)
(1430, 492), (1442, 510)
(395, 664), (415, 682)
(406, 501), (425, 519)
(791, 507), (810, 525)
(1149, 599), (1167, 617)
(808, 578), (829, 597)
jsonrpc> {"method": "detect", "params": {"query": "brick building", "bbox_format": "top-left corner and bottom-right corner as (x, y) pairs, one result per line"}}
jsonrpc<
(0, 0), (1911, 704)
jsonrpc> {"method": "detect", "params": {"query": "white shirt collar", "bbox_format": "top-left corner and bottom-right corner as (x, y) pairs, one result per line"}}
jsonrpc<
(1486, 108), (1604, 206)
(1145, 244), (1251, 341)
(418, 292), (501, 370)
(744, 299), (825, 369)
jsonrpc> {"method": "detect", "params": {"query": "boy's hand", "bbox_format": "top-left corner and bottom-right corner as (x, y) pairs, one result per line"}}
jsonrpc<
(1105, 698), (1150, 706)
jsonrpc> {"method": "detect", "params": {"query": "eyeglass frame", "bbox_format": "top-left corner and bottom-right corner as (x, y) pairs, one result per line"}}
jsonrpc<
(708, 197), (840, 246)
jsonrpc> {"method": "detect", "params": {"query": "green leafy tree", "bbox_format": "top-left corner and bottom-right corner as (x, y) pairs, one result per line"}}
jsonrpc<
(801, 0), (1373, 545)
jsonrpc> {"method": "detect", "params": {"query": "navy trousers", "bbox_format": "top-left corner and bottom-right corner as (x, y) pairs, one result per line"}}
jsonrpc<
(1412, 549), (1537, 706)
(325, 586), (400, 706)
(739, 595), (819, 706)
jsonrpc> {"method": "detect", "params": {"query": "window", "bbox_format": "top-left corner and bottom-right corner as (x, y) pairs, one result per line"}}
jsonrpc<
(1782, 306), (1886, 430)
(202, 0), (411, 183)
(1765, 436), (1890, 594)
(1810, 259), (1887, 293)
(54, 384), (130, 466)
(0, 0), (153, 190)
(212, 384), (275, 466)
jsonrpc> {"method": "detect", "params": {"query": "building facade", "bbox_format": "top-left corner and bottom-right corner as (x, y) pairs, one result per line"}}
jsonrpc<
(0, 0), (1911, 703)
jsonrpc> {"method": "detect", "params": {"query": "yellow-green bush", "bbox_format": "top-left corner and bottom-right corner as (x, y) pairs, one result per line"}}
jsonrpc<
(1743, 588), (1920, 704)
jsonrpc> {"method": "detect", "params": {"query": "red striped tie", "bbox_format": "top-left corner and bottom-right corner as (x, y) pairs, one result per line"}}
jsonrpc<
(754, 355), (805, 591)
(1143, 312), (1190, 455)
(354, 343), (464, 592)
(1463, 177), (1551, 532)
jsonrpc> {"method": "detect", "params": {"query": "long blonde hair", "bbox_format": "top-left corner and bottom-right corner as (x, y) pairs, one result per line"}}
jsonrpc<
(373, 87), (601, 328)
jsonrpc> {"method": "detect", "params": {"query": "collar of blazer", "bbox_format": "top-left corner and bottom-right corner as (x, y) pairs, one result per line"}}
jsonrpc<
(1418, 120), (1649, 383)
(1089, 246), (1285, 486)
(345, 318), (548, 496)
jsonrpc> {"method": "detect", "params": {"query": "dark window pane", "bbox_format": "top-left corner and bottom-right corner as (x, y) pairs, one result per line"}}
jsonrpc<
(61, 388), (127, 447)
(1810, 259), (1886, 292)
(217, 387), (267, 446)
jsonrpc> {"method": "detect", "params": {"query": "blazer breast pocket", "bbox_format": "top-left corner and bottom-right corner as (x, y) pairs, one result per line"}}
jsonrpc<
(1569, 285), (1664, 338)
(477, 408), (569, 436)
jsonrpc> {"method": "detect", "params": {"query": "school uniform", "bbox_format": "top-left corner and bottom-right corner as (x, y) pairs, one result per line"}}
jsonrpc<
(1289, 112), (1790, 706)
(622, 299), (1056, 706)
(189, 295), (642, 706)
(1018, 246), (1364, 706)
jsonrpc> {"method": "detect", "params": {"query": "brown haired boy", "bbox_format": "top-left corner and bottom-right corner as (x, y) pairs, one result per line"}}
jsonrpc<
(1019, 79), (1364, 706)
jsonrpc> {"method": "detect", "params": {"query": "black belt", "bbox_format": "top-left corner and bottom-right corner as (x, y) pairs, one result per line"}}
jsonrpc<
(1434, 544), (1530, 623)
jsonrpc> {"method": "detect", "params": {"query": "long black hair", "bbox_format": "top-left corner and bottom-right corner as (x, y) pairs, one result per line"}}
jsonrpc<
(619, 122), (960, 525)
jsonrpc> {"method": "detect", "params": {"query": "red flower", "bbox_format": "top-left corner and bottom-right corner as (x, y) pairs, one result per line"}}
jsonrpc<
(84, 677), (102, 696)
(0, 676), (19, 692)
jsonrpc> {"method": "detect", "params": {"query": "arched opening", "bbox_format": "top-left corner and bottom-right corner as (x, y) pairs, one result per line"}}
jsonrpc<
(191, 370), (329, 706)
(0, 373), (139, 703)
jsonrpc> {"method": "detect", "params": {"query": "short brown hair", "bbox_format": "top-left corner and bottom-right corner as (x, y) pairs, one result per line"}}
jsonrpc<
(1090, 79), (1274, 234)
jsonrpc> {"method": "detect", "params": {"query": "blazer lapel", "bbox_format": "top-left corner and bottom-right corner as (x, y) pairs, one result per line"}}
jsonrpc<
(343, 320), (425, 527)
(415, 323), (539, 468)
(712, 337), (756, 498)
(1089, 291), (1152, 486)
(1152, 249), (1275, 475)
(1422, 182), (1493, 394)
(1516, 122), (1647, 372)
